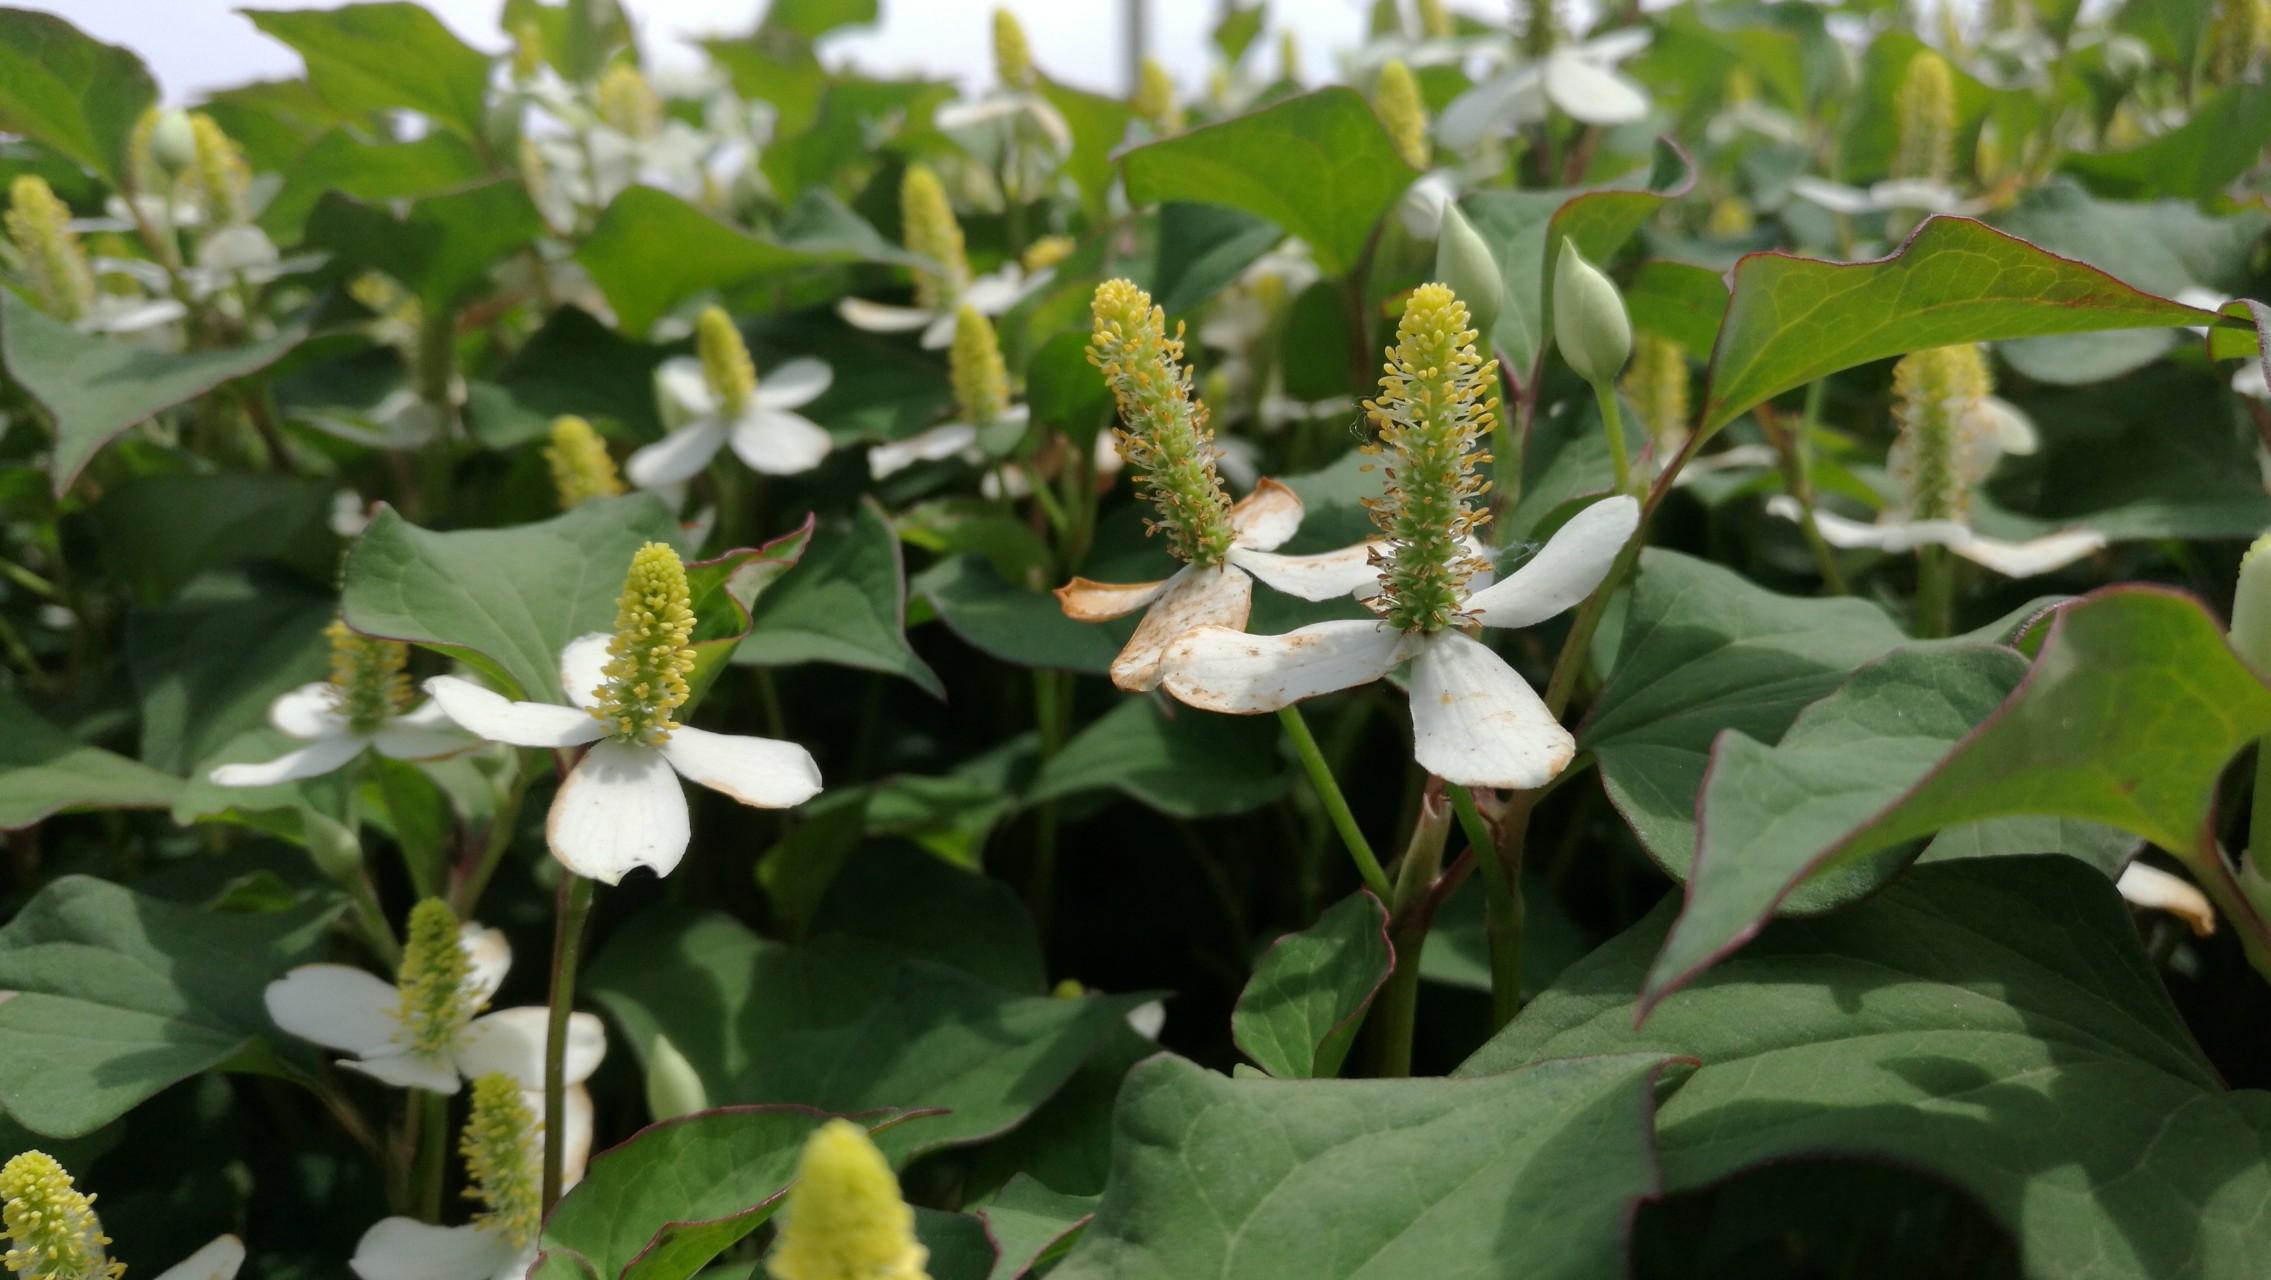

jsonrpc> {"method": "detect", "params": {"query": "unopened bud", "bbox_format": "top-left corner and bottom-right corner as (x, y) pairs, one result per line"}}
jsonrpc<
(1433, 203), (1501, 341)
(644, 1031), (710, 1120)
(150, 109), (197, 177)
(2232, 533), (2271, 676)
(1551, 238), (1630, 384)
(1133, 57), (1182, 133)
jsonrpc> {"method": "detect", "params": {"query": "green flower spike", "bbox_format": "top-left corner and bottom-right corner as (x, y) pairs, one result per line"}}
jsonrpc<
(766, 1120), (930, 1280)
(1893, 49), (1956, 186)
(992, 6), (1033, 89)
(1134, 56), (1183, 133)
(397, 898), (479, 1056)
(327, 618), (414, 735)
(459, 1074), (543, 1248)
(951, 305), (1011, 427)
(697, 306), (759, 417)
(591, 542), (697, 746)
(5, 176), (95, 323)
(1375, 59), (1430, 171)
(1085, 279), (1236, 568)
(900, 164), (970, 312)
(0, 1152), (122, 1280)
(1889, 343), (1992, 524)
(545, 416), (626, 509)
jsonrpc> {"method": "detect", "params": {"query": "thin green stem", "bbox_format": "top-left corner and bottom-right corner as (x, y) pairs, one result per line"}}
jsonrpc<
(1278, 704), (1392, 901)
(1450, 784), (1525, 1028)
(542, 874), (597, 1211)
(1915, 543), (1955, 639)
(1372, 790), (1449, 1079)
(1592, 378), (1632, 494)
(413, 1088), (449, 1223)
(338, 771), (402, 968)
(2253, 745), (2271, 877)
(451, 757), (529, 918)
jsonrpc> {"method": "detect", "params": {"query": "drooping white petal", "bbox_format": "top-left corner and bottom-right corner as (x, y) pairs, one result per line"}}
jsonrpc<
(1575, 27), (1652, 63)
(208, 733), (368, 787)
(1228, 541), (1382, 602)
(1971, 396), (2038, 456)
(962, 267), (1031, 317)
(870, 423), (980, 479)
(349, 1218), (522, 1280)
(265, 964), (402, 1054)
(1787, 176), (1878, 216)
(459, 1006), (607, 1087)
(424, 676), (608, 749)
(1159, 619), (1408, 713)
(547, 739), (692, 884)
(2115, 862), (2214, 937)
(660, 725), (823, 809)
(370, 716), (473, 761)
(148, 1235), (246, 1280)
(1113, 563), (1255, 692)
(460, 924), (512, 1006)
(625, 420), (731, 489)
(1867, 177), (1978, 213)
(1766, 498), (1970, 554)
(559, 1082), (596, 1185)
(1437, 71), (1537, 151)
(558, 633), (614, 713)
(753, 356), (833, 410)
(1464, 494), (1639, 630)
(269, 682), (344, 739)
(343, 1048), (462, 1094)
(1227, 477), (1306, 551)
(728, 409), (833, 475)
(934, 97), (1023, 130)
(1021, 93), (1075, 154)
(1949, 528), (2107, 578)
(653, 356), (717, 421)
(1405, 631), (1573, 790)
(1541, 52), (1650, 125)
(920, 310), (958, 349)
(2235, 359), (2271, 400)
(1055, 570), (1179, 622)
(82, 296), (188, 334)
(836, 297), (935, 333)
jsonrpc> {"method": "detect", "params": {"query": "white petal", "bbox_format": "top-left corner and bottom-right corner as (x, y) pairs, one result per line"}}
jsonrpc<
(1406, 631), (1573, 789)
(547, 739), (691, 884)
(559, 1082), (596, 1185)
(1229, 541), (1382, 601)
(369, 719), (473, 761)
(654, 357), (718, 420)
(425, 676), (606, 748)
(660, 725), (823, 808)
(2234, 360), (2271, 400)
(1227, 477), (1305, 551)
(1113, 564), (1254, 692)
(935, 97), (1020, 130)
(1766, 498), (1967, 554)
(207, 733), (367, 787)
(836, 297), (934, 333)
(1950, 528), (2107, 578)
(1056, 569), (1179, 622)
(350, 1218), (521, 1280)
(1542, 52), (1650, 124)
(728, 409), (833, 475)
(342, 1049), (462, 1093)
(1787, 176), (1878, 215)
(265, 965), (402, 1054)
(198, 224), (279, 272)
(149, 1235), (246, 1280)
(269, 682), (344, 738)
(2116, 863), (2215, 937)
(459, 1006), (607, 1087)
(1437, 72), (1536, 150)
(1159, 619), (1407, 713)
(1867, 178), (1976, 213)
(963, 267), (1030, 315)
(460, 924), (511, 1006)
(920, 310), (957, 349)
(1126, 1000), (1166, 1041)
(1464, 495), (1638, 630)
(1970, 396), (2038, 456)
(1576, 28), (1652, 63)
(625, 420), (730, 489)
(558, 633), (614, 712)
(754, 356), (833, 409)
(870, 423), (979, 478)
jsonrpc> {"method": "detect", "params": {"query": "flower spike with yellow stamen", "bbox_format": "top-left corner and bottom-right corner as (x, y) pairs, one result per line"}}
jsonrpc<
(186, 113), (252, 228)
(992, 6), (1033, 89)
(766, 1120), (930, 1280)
(868, 305), (1036, 479)
(1, 1152), (246, 1280)
(837, 165), (1043, 348)
(1134, 57), (1183, 132)
(1375, 59), (1431, 171)
(546, 416), (626, 508)
(209, 618), (471, 789)
(1160, 283), (1640, 791)
(5, 176), (95, 324)
(1893, 49), (1956, 187)
(1055, 280), (1387, 691)
(425, 541), (823, 882)
(629, 306), (834, 488)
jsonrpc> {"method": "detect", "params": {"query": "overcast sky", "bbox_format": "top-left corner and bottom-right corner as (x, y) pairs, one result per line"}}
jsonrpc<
(29, 0), (1422, 104)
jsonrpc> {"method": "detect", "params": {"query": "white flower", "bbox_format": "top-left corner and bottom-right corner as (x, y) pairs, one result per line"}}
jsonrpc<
(424, 633), (824, 883)
(626, 354), (834, 487)
(1057, 479), (1386, 691)
(934, 91), (1073, 156)
(209, 647), (473, 788)
(1159, 495), (1638, 790)
(1437, 29), (1653, 151)
(836, 264), (1040, 350)
(1764, 495), (2105, 577)
(869, 404), (1029, 480)
(264, 921), (606, 1095)
(2116, 861), (2214, 937)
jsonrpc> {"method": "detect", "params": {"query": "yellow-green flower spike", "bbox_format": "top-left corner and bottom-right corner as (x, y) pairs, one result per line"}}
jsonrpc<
(1050, 977), (1086, 998)
(1278, 29), (1301, 81)
(950, 306), (1011, 427)
(697, 306), (758, 417)
(546, 416), (625, 509)
(1, 1152), (121, 1280)
(1889, 343), (1993, 524)
(1133, 57), (1182, 133)
(1418, 0), (1453, 38)
(1524, 0), (1564, 56)
(188, 113), (251, 227)
(326, 618), (413, 733)
(5, 177), (94, 324)
(1622, 333), (1690, 453)
(1706, 195), (1755, 238)
(1893, 49), (1956, 186)
(1363, 283), (1499, 635)
(459, 1074), (542, 1248)
(1375, 60), (1430, 171)
(1021, 234), (1075, 273)
(900, 164), (969, 312)
(1086, 280), (1236, 568)
(992, 6), (1034, 89)
(397, 898), (477, 1056)
(2212, 0), (2271, 83)
(510, 17), (546, 80)
(766, 1120), (930, 1280)
(596, 62), (663, 138)
(592, 543), (697, 746)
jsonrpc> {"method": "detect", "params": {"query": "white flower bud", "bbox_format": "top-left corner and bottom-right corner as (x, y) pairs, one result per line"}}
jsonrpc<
(1434, 202), (1502, 342)
(150, 109), (197, 176)
(2232, 531), (2271, 675)
(1552, 237), (1631, 384)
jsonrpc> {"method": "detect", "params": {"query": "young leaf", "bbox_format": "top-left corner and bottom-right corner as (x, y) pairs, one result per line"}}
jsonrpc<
(1230, 891), (1393, 1079)
(735, 497), (945, 698)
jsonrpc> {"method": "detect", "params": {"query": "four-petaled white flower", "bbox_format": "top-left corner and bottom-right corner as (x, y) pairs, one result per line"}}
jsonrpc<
(837, 264), (1042, 350)
(265, 920), (607, 1096)
(1437, 29), (1654, 150)
(209, 649), (472, 788)
(868, 404), (1031, 480)
(425, 633), (824, 883)
(1057, 479), (1386, 691)
(1159, 495), (1639, 790)
(628, 354), (835, 488)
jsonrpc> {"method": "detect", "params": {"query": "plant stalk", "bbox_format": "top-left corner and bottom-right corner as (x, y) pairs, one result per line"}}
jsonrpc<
(542, 873), (596, 1211)
(1278, 704), (1393, 902)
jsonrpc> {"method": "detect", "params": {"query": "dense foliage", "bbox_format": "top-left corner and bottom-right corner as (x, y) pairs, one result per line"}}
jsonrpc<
(2, 0), (2271, 1276)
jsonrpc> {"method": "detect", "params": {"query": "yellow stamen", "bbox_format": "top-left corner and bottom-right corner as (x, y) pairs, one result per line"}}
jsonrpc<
(546, 416), (625, 509)
(1021, 234), (1075, 273)
(1087, 280), (1236, 567)
(1133, 57), (1182, 133)
(5, 177), (94, 323)
(1363, 283), (1498, 634)
(765, 1120), (929, 1280)
(900, 164), (969, 312)
(1622, 333), (1690, 454)
(460, 1074), (542, 1248)
(187, 113), (251, 227)
(596, 62), (663, 138)
(697, 307), (759, 417)
(950, 306), (1011, 427)
(1893, 49), (1956, 186)
(592, 543), (697, 746)
(992, 7), (1034, 88)
(396, 898), (477, 1056)
(1, 1152), (121, 1280)
(326, 618), (413, 734)
(1889, 343), (1993, 523)
(1375, 60), (1430, 171)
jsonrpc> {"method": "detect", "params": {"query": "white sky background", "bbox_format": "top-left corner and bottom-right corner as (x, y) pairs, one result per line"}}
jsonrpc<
(26, 0), (1425, 104)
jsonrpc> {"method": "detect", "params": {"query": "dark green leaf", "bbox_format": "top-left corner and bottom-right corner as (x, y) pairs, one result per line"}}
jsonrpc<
(0, 8), (156, 186)
(1230, 891), (1392, 1079)
(736, 497), (943, 697)
(246, 3), (494, 141)
(0, 691), (183, 831)
(577, 185), (866, 336)
(258, 129), (486, 241)
(1030, 696), (1288, 818)
(305, 181), (543, 311)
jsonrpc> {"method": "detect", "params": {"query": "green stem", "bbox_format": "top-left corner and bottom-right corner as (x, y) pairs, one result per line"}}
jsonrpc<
(339, 771), (402, 968)
(1373, 790), (1450, 1079)
(1915, 543), (1955, 639)
(1277, 704), (1392, 901)
(542, 874), (596, 1211)
(1592, 377), (1632, 494)
(1450, 784), (1525, 1029)
(450, 757), (529, 918)
(2253, 744), (2271, 878)
(1028, 669), (1066, 931)
(413, 1088), (449, 1223)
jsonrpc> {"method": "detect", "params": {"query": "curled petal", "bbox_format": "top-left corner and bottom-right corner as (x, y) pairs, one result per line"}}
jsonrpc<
(1406, 631), (1572, 789)
(348, 1218), (522, 1280)
(962, 267), (1031, 316)
(558, 633), (614, 713)
(1951, 528), (2106, 578)
(654, 357), (718, 421)
(460, 924), (512, 1006)
(1056, 570), (1178, 622)
(1227, 477), (1306, 551)
(729, 409), (833, 476)
(1228, 541), (1381, 602)
(208, 733), (366, 787)
(870, 423), (980, 479)
(660, 725), (824, 809)
(1765, 498), (1967, 554)
(753, 356), (833, 410)
(342, 1049), (461, 1094)
(1464, 494), (1638, 630)
(265, 964), (401, 1054)
(559, 1082), (597, 1186)
(459, 1006), (607, 1088)
(269, 682), (343, 739)
(836, 297), (934, 333)
(1160, 619), (1408, 713)
(547, 739), (691, 884)
(425, 676), (607, 748)
(626, 420), (730, 489)
(148, 1235), (246, 1280)
(1113, 564), (1254, 692)
(2116, 863), (2215, 937)
(1542, 52), (1650, 124)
